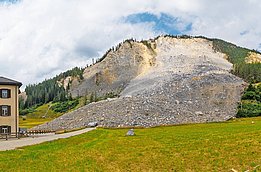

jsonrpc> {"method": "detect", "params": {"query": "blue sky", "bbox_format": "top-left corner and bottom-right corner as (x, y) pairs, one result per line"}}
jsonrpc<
(124, 12), (192, 35)
(0, 0), (261, 87)
(0, 0), (19, 4)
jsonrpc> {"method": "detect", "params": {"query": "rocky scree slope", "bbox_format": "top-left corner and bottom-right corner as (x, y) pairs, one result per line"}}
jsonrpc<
(34, 36), (246, 130)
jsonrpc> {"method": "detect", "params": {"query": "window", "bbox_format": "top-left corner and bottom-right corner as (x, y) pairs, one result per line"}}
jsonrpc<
(0, 89), (11, 98)
(0, 105), (11, 116)
(2, 106), (8, 116)
(0, 126), (11, 134)
(2, 90), (8, 98)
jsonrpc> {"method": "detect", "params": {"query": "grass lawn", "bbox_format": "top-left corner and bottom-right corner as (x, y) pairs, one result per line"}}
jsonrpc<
(1, 117), (261, 171)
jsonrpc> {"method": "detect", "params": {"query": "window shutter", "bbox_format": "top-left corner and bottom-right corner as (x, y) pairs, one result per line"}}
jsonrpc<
(8, 126), (11, 133)
(8, 106), (11, 116)
(7, 89), (11, 98)
(0, 106), (2, 116)
(0, 89), (2, 98)
(0, 126), (2, 133)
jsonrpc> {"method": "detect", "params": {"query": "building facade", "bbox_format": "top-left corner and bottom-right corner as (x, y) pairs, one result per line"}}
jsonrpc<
(0, 77), (22, 134)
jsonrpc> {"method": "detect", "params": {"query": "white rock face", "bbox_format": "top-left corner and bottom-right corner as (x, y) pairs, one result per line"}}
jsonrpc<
(121, 37), (232, 97)
(245, 52), (261, 63)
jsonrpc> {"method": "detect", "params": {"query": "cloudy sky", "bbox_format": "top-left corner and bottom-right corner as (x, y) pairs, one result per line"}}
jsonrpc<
(0, 0), (261, 88)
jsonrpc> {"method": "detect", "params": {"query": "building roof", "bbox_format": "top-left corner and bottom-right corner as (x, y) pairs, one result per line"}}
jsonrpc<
(0, 76), (22, 87)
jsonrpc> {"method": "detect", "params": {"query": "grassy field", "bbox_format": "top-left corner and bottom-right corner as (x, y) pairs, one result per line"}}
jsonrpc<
(19, 118), (52, 129)
(19, 103), (62, 129)
(24, 103), (62, 119)
(19, 100), (86, 129)
(1, 117), (261, 171)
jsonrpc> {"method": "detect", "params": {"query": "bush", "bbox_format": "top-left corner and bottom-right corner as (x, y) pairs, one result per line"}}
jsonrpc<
(19, 103), (42, 116)
(237, 101), (261, 118)
(242, 91), (259, 100)
(237, 84), (261, 118)
(51, 99), (79, 113)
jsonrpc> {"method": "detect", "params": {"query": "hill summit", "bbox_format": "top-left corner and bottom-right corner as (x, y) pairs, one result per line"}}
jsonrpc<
(35, 35), (250, 130)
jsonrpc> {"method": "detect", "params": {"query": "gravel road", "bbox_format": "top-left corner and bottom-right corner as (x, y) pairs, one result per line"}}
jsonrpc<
(0, 128), (95, 151)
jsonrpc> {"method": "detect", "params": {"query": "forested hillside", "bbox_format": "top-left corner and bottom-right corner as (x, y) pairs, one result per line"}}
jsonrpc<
(19, 67), (84, 115)
(211, 39), (261, 83)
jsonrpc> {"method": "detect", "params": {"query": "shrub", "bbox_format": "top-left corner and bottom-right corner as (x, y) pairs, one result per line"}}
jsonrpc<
(237, 101), (261, 117)
(237, 84), (261, 118)
(51, 99), (79, 113)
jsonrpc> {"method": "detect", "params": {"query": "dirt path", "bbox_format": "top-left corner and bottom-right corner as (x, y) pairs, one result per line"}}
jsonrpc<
(0, 128), (96, 151)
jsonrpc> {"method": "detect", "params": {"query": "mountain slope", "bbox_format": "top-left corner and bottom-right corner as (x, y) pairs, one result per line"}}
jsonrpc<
(34, 36), (252, 130)
(70, 39), (156, 97)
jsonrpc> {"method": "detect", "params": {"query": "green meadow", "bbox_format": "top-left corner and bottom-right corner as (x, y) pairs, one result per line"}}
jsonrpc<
(1, 117), (261, 172)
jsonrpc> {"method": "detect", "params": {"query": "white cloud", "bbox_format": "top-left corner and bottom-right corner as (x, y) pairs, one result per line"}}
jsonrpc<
(0, 0), (157, 87)
(186, 0), (261, 50)
(0, 0), (261, 88)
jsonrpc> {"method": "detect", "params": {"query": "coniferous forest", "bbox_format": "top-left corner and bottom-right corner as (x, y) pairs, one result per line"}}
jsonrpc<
(19, 67), (84, 115)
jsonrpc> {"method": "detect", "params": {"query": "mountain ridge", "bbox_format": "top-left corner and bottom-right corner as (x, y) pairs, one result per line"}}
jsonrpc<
(21, 35), (261, 107)
(31, 35), (258, 130)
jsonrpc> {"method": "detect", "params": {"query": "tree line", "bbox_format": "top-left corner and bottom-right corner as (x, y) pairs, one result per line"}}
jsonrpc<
(20, 67), (84, 110)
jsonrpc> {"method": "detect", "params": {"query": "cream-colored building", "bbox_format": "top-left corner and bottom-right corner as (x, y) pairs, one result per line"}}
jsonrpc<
(0, 76), (22, 135)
